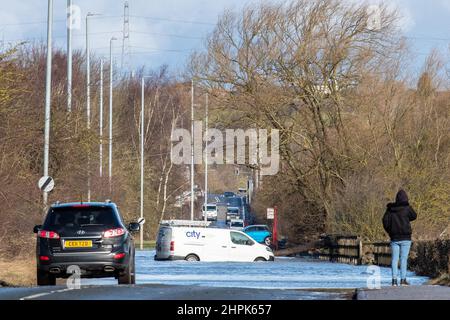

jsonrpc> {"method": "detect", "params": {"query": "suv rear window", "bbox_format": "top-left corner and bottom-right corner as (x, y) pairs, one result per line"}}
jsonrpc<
(44, 206), (122, 228)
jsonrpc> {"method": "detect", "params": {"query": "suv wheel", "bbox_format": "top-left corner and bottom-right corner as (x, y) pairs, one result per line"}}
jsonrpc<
(130, 253), (136, 284)
(264, 236), (272, 246)
(118, 254), (135, 285)
(37, 269), (56, 286)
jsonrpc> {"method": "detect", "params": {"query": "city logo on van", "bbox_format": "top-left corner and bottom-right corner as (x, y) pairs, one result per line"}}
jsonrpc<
(185, 230), (201, 239)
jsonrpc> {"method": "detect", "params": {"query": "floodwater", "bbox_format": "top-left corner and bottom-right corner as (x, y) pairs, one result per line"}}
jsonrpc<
(83, 250), (429, 290)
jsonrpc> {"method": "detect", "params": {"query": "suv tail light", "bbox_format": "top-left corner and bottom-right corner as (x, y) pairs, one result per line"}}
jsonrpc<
(113, 252), (126, 260)
(103, 228), (126, 238)
(170, 241), (175, 252)
(38, 230), (60, 239)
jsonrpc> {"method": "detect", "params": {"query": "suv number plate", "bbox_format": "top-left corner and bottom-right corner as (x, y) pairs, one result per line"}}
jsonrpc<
(64, 240), (93, 248)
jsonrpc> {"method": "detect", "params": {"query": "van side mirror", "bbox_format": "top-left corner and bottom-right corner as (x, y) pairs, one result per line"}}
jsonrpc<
(33, 225), (42, 234)
(128, 222), (140, 233)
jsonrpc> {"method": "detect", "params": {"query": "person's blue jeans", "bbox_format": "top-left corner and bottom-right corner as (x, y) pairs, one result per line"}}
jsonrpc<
(390, 240), (412, 280)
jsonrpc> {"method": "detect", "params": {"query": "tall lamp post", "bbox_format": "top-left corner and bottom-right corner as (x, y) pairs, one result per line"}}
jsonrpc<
(99, 59), (104, 178)
(204, 93), (208, 222)
(109, 37), (117, 195)
(139, 75), (152, 250)
(86, 13), (100, 202)
(67, 0), (72, 113)
(43, 0), (53, 209)
(190, 80), (195, 221)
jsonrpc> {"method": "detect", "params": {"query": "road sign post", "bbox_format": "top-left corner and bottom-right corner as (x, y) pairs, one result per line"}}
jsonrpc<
(273, 206), (278, 251)
(267, 207), (278, 249)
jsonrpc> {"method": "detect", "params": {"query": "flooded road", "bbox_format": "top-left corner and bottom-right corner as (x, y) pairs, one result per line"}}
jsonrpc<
(86, 250), (429, 290)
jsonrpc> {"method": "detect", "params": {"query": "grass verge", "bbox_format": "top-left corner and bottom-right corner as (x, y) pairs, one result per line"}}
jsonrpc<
(137, 240), (156, 250)
(0, 256), (35, 287)
(429, 274), (450, 287)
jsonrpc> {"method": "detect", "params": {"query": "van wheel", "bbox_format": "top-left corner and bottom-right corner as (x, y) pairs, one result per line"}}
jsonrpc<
(185, 254), (200, 262)
(254, 257), (266, 262)
(264, 237), (272, 246)
(37, 269), (56, 286)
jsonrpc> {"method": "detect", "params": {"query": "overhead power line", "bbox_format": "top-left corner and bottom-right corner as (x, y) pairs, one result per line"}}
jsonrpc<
(1, 31), (122, 43)
(131, 30), (205, 40)
(129, 15), (215, 26)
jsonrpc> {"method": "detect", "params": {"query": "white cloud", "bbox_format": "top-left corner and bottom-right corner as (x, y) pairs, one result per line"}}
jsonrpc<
(439, 0), (450, 12)
(388, 0), (416, 32)
(0, 0), (433, 70)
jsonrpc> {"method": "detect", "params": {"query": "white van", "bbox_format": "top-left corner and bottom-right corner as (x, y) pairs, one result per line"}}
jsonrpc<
(155, 220), (274, 262)
(229, 219), (244, 230)
(202, 204), (218, 221)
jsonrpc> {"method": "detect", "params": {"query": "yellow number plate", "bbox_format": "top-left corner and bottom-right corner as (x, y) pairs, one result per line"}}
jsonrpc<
(64, 240), (93, 248)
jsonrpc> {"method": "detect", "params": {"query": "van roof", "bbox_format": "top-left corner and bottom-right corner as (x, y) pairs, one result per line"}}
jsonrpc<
(160, 220), (211, 227)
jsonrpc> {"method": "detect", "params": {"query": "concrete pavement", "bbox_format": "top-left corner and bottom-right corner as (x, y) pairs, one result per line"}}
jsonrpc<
(356, 285), (450, 300)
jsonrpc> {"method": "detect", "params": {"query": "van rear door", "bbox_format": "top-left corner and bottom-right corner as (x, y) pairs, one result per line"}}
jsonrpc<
(156, 226), (172, 260)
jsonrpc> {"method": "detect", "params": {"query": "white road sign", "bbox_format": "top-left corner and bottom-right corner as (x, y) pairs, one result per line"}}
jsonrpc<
(267, 208), (274, 220)
(138, 218), (146, 225)
(38, 176), (54, 193)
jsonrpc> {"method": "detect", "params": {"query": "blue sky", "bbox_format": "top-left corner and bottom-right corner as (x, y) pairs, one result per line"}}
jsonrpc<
(0, 0), (449, 74)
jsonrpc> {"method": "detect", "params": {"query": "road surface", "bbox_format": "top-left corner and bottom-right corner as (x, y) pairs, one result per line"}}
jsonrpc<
(0, 284), (352, 300)
(0, 250), (430, 300)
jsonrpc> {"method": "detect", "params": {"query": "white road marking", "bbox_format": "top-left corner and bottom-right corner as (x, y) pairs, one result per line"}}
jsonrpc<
(20, 288), (73, 300)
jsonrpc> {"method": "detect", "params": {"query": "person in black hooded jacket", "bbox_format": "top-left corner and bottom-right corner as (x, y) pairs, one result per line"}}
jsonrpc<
(382, 189), (417, 286)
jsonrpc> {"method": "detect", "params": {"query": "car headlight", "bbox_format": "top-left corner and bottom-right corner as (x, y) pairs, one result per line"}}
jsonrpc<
(265, 246), (273, 252)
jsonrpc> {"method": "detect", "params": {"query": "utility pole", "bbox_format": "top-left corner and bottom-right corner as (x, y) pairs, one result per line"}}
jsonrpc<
(121, 1), (130, 71)
(43, 0), (53, 209)
(204, 93), (208, 222)
(86, 13), (100, 202)
(190, 80), (195, 221)
(140, 75), (151, 250)
(99, 59), (104, 178)
(86, 14), (91, 130)
(109, 37), (117, 195)
(67, 0), (72, 113)
(86, 13), (91, 202)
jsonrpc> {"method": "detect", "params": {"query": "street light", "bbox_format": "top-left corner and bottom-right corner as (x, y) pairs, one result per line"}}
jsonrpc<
(86, 12), (100, 202)
(67, 0), (72, 113)
(140, 75), (152, 250)
(109, 37), (117, 195)
(190, 80), (194, 221)
(43, 0), (53, 209)
(99, 58), (104, 179)
(204, 93), (208, 222)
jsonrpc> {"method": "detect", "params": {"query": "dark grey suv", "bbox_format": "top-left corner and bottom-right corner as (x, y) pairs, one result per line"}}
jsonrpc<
(34, 202), (140, 286)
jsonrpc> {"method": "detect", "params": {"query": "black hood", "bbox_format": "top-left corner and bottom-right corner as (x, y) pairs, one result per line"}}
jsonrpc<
(396, 189), (409, 204)
(387, 189), (409, 208)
